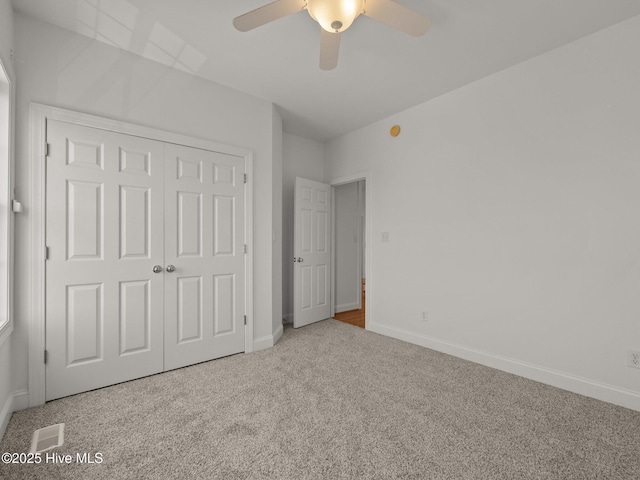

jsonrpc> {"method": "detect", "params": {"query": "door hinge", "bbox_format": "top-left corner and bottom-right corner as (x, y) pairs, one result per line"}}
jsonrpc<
(45, 246), (50, 260)
(11, 199), (23, 213)
(243, 173), (247, 184)
(244, 315), (247, 325)
(45, 143), (51, 158)
(44, 349), (48, 364)
(244, 244), (247, 254)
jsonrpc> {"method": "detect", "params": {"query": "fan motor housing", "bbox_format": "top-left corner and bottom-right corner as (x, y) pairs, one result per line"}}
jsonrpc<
(307, 0), (365, 33)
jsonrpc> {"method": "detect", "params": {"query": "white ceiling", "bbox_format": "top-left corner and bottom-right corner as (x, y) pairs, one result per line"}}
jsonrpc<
(10, 0), (640, 141)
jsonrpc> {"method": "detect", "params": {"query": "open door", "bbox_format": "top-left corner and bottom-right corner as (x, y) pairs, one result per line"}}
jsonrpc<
(293, 177), (331, 328)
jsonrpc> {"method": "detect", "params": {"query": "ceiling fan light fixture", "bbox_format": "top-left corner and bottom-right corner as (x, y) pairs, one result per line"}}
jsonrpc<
(307, 0), (365, 33)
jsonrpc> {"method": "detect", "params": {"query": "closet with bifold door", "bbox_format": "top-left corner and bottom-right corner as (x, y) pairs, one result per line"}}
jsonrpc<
(45, 118), (248, 401)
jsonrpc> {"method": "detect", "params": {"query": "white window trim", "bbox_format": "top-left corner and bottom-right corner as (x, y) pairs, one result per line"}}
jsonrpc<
(0, 49), (15, 347)
(28, 103), (254, 407)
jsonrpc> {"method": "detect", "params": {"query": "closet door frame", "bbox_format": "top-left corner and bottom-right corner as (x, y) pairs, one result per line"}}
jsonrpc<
(28, 103), (254, 407)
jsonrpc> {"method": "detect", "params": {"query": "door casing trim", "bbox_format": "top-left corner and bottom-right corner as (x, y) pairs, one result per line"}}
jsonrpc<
(329, 171), (372, 329)
(29, 103), (255, 406)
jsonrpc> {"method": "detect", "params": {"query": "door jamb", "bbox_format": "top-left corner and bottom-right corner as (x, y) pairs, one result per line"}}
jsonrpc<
(29, 103), (255, 407)
(329, 171), (371, 329)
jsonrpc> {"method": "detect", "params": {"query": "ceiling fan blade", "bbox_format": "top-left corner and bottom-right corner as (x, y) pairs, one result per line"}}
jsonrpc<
(363, 0), (431, 37)
(233, 0), (306, 32)
(319, 29), (341, 71)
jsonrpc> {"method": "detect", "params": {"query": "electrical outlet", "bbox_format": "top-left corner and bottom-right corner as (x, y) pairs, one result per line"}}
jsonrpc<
(421, 311), (428, 322)
(628, 350), (640, 369)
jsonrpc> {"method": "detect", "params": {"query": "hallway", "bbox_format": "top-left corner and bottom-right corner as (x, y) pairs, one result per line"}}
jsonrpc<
(333, 279), (365, 329)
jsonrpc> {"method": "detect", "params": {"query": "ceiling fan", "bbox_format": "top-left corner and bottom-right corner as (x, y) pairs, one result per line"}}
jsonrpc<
(233, 0), (431, 70)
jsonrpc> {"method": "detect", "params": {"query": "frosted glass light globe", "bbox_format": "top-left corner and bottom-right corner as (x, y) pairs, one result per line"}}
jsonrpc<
(307, 0), (365, 33)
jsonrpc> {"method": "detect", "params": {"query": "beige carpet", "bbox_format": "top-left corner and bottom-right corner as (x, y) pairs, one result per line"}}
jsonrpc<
(1, 319), (639, 479)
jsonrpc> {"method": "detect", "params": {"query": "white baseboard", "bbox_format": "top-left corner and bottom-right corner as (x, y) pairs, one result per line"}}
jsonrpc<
(283, 313), (293, 324)
(13, 390), (29, 411)
(253, 335), (272, 352)
(253, 324), (284, 352)
(335, 302), (360, 313)
(273, 324), (284, 345)
(0, 389), (29, 440)
(0, 393), (12, 440)
(368, 322), (640, 412)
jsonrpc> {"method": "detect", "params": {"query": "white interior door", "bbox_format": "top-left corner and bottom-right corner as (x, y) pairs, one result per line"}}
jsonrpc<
(46, 121), (247, 400)
(293, 177), (331, 328)
(45, 120), (164, 401)
(163, 144), (246, 370)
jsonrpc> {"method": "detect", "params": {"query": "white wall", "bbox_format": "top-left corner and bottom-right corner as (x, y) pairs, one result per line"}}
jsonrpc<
(11, 13), (282, 402)
(0, 0), (15, 439)
(334, 181), (362, 312)
(282, 132), (325, 320)
(325, 16), (640, 410)
(0, 0), (12, 65)
(271, 106), (283, 343)
(359, 181), (365, 281)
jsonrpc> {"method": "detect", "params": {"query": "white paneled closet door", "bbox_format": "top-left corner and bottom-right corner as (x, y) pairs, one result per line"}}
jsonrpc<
(163, 144), (246, 370)
(45, 121), (247, 401)
(45, 120), (165, 401)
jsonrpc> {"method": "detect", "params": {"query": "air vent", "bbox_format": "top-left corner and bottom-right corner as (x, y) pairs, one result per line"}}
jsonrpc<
(30, 423), (65, 453)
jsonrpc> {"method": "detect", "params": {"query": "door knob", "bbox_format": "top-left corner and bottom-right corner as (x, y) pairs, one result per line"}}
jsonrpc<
(152, 265), (162, 273)
(297, 257), (303, 263)
(166, 265), (176, 273)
